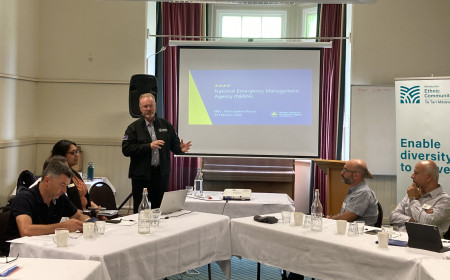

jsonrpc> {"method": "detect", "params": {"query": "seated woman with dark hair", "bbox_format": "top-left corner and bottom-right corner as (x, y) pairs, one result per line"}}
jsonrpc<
(51, 139), (100, 210)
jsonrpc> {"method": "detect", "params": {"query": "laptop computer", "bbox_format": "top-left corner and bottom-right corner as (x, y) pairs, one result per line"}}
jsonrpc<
(223, 189), (252, 200)
(160, 189), (188, 215)
(405, 222), (450, 253)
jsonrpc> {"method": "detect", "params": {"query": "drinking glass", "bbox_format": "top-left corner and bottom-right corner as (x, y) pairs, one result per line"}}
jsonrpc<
(281, 211), (291, 224)
(95, 221), (106, 235)
(186, 186), (194, 195)
(303, 215), (312, 228)
(382, 225), (394, 238)
(347, 222), (357, 237)
(355, 221), (365, 235)
(151, 208), (162, 228)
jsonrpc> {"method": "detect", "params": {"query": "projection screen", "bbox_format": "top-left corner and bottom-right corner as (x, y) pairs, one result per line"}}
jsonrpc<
(176, 43), (324, 158)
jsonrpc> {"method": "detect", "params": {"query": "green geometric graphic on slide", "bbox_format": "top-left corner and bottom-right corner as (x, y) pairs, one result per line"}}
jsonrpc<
(189, 71), (212, 125)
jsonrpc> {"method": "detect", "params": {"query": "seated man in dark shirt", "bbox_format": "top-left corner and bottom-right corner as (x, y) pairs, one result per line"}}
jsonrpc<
(1, 159), (90, 255)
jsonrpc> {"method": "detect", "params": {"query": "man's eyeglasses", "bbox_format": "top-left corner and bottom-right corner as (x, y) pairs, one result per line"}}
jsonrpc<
(342, 167), (357, 174)
(0, 253), (18, 264)
(67, 150), (79, 156)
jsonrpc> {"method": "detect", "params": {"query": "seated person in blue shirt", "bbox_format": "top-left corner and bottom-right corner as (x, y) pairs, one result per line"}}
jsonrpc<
(1, 159), (90, 255)
(288, 159), (378, 280)
(327, 158), (379, 225)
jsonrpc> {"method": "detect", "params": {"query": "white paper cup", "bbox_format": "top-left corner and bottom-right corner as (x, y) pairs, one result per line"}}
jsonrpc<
(83, 222), (95, 238)
(336, 220), (347, 235)
(378, 231), (389, 248)
(53, 228), (69, 247)
(293, 212), (304, 226)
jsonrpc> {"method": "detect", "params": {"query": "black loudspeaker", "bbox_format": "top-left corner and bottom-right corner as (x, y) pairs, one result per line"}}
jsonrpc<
(129, 74), (158, 118)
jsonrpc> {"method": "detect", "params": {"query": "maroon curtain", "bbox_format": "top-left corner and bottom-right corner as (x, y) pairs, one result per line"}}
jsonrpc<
(315, 4), (345, 213)
(162, 3), (202, 190)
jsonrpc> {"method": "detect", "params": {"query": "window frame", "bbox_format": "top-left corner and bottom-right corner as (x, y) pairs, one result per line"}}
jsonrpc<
(216, 8), (287, 40)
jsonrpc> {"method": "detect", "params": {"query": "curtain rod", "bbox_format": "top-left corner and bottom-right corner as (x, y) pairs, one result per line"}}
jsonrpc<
(147, 33), (349, 41)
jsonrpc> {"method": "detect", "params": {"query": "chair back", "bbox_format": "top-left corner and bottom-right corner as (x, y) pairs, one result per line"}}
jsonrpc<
(0, 209), (11, 252)
(16, 170), (37, 193)
(89, 182), (117, 211)
(374, 202), (383, 228)
(444, 225), (450, 240)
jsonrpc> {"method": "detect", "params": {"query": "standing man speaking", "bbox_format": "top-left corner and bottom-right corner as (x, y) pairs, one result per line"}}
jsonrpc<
(122, 93), (192, 212)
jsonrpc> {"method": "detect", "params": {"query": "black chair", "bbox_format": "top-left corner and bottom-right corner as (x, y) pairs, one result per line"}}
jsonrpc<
(89, 182), (118, 219)
(444, 225), (450, 240)
(374, 202), (383, 228)
(0, 208), (11, 256)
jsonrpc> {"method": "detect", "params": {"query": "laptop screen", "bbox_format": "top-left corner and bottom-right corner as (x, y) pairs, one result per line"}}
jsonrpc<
(160, 189), (188, 215)
(405, 222), (448, 253)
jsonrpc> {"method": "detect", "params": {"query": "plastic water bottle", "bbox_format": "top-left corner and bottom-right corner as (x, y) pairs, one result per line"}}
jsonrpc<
(138, 188), (151, 234)
(87, 162), (94, 181)
(194, 168), (203, 197)
(311, 189), (323, 232)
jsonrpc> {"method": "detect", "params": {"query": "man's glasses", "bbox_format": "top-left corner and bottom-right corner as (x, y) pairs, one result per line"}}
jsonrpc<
(0, 253), (18, 264)
(342, 167), (357, 173)
(67, 150), (79, 156)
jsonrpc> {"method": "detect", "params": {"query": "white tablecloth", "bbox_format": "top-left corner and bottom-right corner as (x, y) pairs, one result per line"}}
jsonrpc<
(185, 191), (294, 219)
(3, 258), (102, 280)
(418, 259), (450, 280)
(231, 215), (450, 280)
(9, 212), (231, 280)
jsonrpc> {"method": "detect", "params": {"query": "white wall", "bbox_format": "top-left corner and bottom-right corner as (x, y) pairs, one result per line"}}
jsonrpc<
(0, 0), (147, 205)
(352, 0), (450, 85)
(351, 0), (450, 219)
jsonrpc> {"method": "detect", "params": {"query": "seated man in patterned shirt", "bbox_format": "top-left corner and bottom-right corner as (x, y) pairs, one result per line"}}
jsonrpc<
(390, 160), (450, 237)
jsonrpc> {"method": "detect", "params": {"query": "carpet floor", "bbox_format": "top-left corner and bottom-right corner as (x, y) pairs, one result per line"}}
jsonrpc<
(166, 257), (314, 280)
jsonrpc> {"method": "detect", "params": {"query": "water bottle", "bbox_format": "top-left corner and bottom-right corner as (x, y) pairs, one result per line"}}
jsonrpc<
(194, 168), (203, 197)
(87, 162), (94, 181)
(311, 189), (323, 232)
(138, 188), (151, 234)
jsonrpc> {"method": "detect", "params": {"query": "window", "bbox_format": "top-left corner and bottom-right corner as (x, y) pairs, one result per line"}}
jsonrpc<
(217, 10), (286, 39)
(303, 7), (318, 40)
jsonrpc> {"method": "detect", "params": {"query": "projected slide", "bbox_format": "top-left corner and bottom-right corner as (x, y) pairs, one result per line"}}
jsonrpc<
(188, 69), (312, 125)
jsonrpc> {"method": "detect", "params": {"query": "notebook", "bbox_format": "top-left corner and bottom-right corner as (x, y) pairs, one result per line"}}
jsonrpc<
(223, 189), (252, 200)
(405, 222), (450, 253)
(160, 189), (188, 215)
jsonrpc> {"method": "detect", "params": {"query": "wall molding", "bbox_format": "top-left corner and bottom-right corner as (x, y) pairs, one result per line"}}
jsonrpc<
(0, 72), (129, 85)
(0, 137), (122, 148)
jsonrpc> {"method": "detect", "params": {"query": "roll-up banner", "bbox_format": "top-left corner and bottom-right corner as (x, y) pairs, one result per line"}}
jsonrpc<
(395, 77), (450, 202)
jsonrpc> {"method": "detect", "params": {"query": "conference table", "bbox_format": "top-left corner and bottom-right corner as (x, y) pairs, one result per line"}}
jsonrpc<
(231, 215), (450, 280)
(1, 258), (102, 279)
(184, 191), (295, 219)
(418, 258), (450, 280)
(9, 212), (231, 280)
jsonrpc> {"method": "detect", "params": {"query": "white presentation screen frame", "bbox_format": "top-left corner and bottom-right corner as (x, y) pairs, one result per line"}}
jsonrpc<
(176, 43), (324, 158)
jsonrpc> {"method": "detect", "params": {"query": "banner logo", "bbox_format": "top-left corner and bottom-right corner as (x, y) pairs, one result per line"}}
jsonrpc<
(400, 85), (420, 104)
